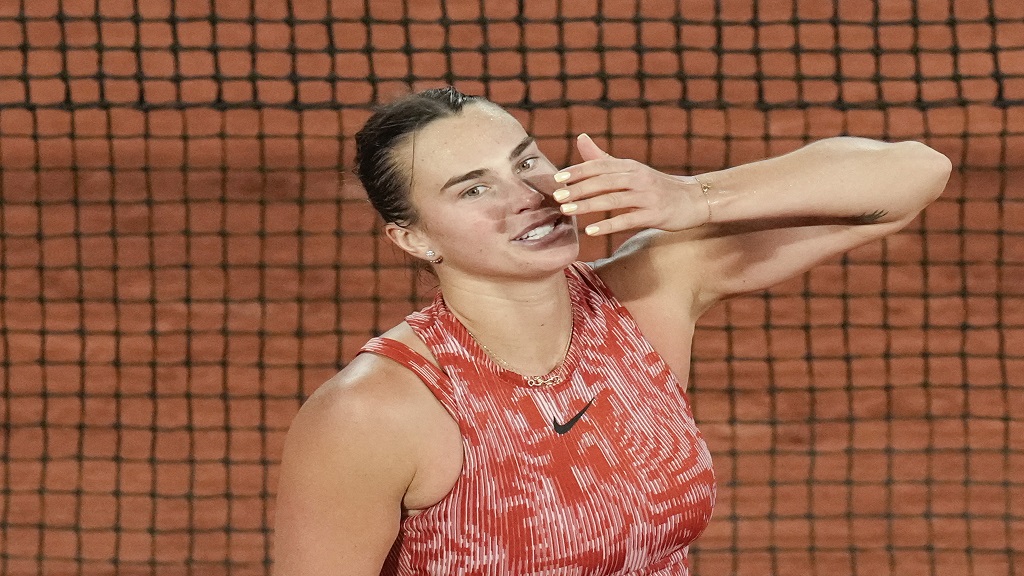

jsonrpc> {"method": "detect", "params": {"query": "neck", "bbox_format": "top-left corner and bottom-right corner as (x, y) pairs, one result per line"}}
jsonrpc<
(440, 270), (573, 376)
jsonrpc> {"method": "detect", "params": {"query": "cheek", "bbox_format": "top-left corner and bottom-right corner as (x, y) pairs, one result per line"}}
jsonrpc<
(481, 202), (512, 228)
(464, 197), (515, 226)
(428, 202), (509, 241)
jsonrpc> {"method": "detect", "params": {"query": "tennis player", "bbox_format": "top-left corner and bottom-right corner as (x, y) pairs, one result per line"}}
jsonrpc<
(272, 86), (950, 575)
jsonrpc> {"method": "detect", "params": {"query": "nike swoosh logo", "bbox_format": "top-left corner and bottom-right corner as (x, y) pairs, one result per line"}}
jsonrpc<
(552, 396), (597, 435)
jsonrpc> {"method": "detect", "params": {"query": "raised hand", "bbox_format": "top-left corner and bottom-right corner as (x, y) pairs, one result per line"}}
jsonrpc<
(552, 134), (711, 236)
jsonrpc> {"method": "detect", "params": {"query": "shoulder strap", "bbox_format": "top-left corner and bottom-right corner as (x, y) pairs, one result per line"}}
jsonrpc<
(359, 337), (455, 405)
(568, 260), (619, 304)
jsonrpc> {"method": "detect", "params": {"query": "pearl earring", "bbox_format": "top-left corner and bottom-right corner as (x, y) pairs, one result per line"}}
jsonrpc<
(425, 250), (443, 264)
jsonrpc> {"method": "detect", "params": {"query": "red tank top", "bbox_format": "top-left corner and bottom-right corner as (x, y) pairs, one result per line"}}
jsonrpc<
(360, 262), (715, 575)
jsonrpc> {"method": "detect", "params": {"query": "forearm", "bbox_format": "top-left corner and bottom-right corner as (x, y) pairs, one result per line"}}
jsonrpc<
(694, 137), (952, 226)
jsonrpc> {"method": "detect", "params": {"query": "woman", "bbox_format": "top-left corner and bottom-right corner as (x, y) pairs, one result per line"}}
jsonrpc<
(272, 87), (950, 575)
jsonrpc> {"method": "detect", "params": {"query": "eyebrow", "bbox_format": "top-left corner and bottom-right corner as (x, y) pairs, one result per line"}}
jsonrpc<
(440, 136), (537, 192)
(509, 136), (536, 162)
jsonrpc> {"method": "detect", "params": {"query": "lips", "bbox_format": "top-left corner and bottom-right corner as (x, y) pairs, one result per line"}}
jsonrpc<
(516, 222), (556, 241)
(513, 213), (564, 241)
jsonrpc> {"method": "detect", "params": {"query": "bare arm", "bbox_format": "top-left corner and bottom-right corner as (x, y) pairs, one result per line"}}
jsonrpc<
(672, 136), (951, 311)
(272, 363), (414, 575)
(556, 135), (951, 313)
(554, 135), (950, 378)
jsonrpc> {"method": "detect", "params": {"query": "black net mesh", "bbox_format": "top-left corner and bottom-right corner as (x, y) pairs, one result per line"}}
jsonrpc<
(1, 0), (1021, 574)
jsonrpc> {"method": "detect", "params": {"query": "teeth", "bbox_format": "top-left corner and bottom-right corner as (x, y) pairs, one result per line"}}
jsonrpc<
(518, 222), (556, 241)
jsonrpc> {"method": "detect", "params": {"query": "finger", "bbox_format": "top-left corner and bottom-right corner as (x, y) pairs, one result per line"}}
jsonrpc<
(555, 135), (633, 185)
(556, 172), (637, 202)
(583, 210), (653, 237)
(560, 189), (648, 218)
(576, 133), (612, 162)
(554, 158), (634, 187)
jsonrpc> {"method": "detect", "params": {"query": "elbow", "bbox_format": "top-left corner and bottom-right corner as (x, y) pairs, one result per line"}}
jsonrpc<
(845, 138), (952, 223)
(899, 140), (953, 203)
(823, 137), (953, 198)
(865, 140), (951, 224)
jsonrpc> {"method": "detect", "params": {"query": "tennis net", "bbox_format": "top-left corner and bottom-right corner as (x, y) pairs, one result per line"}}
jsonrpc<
(1, 0), (1021, 574)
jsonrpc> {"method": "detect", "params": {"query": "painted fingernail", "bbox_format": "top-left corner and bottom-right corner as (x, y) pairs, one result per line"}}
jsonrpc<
(554, 171), (571, 183)
(553, 189), (570, 202)
(561, 202), (578, 214)
(585, 224), (599, 236)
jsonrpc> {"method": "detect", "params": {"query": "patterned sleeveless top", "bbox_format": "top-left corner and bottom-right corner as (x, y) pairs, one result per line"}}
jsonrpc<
(360, 262), (716, 575)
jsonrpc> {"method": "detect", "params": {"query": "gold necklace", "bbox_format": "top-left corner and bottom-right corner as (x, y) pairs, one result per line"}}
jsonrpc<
(471, 323), (573, 388)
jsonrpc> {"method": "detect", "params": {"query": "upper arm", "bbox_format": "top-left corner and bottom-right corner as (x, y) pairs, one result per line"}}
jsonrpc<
(272, 369), (415, 576)
(594, 217), (910, 383)
(604, 138), (950, 316)
(687, 216), (909, 312)
(598, 218), (903, 313)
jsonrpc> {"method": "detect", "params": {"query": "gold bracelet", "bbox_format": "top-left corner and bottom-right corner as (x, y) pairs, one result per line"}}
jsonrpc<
(693, 175), (712, 225)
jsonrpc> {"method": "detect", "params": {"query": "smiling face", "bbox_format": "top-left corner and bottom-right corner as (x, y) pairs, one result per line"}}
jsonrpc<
(386, 103), (579, 281)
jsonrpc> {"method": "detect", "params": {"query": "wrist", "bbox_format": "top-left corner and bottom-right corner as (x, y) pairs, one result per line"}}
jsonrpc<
(692, 175), (713, 225)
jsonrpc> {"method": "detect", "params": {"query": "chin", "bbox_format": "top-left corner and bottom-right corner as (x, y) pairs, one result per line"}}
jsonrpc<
(523, 239), (581, 276)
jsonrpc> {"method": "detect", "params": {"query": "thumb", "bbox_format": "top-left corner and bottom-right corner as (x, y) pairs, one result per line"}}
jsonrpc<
(576, 133), (612, 162)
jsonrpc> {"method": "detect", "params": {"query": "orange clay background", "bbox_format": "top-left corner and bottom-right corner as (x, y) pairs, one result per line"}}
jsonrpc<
(1, 0), (1022, 574)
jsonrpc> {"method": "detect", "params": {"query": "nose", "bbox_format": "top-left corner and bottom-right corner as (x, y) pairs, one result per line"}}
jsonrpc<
(509, 175), (545, 212)
(521, 173), (559, 197)
(512, 173), (558, 212)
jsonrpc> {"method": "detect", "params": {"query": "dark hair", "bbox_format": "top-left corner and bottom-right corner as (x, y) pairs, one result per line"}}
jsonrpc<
(354, 86), (483, 225)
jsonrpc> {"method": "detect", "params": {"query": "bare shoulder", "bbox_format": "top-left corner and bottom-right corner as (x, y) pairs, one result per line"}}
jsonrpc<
(285, 321), (460, 505)
(272, 344), (419, 573)
(282, 341), (425, 490)
(274, 323), (459, 574)
(291, 321), (440, 454)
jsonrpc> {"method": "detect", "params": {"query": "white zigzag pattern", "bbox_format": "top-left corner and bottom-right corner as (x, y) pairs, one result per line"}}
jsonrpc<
(367, 262), (716, 575)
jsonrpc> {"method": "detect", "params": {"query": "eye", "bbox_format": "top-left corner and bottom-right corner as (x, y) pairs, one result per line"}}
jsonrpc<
(516, 157), (538, 173)
(460, 184), (487, 198)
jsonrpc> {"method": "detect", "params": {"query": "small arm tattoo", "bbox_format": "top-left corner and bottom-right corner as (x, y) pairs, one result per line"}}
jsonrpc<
(855, 209), (888, 223)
